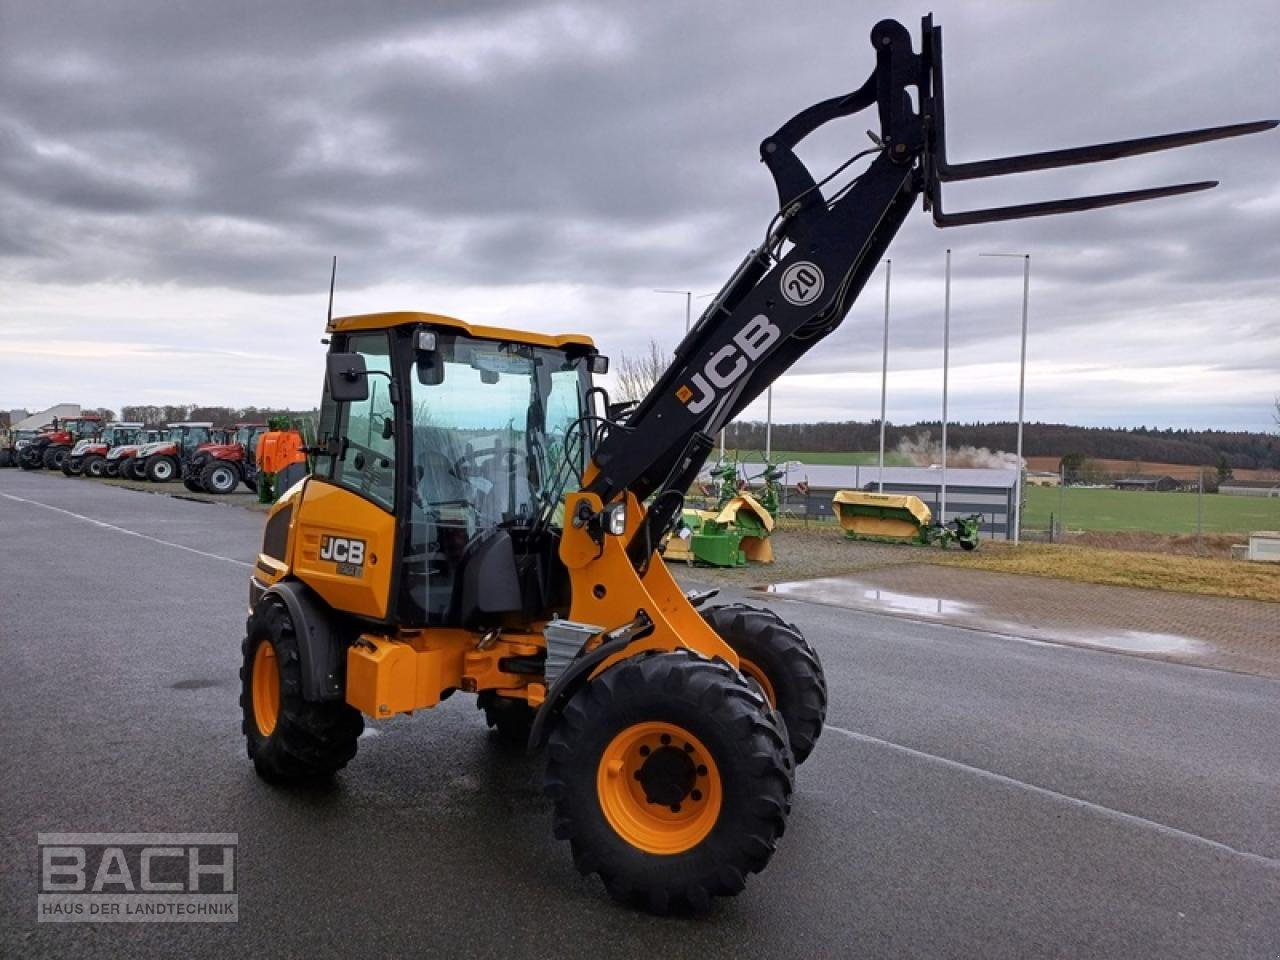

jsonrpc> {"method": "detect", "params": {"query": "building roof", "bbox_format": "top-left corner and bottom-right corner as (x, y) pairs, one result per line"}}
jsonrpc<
(12, 404), (80, 431)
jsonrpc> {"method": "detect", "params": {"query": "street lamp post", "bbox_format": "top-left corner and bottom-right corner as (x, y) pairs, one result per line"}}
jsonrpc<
(941, 249), (951, 524)
(878, 259), (891, 493)
(979, 252), (1032, 544)
(653, 289), (693, 334)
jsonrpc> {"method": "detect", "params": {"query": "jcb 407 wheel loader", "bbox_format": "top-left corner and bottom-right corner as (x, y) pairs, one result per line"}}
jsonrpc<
(240, 16), (1273, 911)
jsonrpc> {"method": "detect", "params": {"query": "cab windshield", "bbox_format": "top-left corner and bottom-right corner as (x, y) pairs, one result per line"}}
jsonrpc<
(412, 336), (589, 527)
(405, 333), (592, 622)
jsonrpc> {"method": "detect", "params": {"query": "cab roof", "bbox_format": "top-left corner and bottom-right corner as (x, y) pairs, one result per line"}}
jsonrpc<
(328, 311), (594, 351)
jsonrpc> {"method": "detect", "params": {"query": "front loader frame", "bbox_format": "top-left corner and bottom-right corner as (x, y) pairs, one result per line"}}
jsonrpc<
(583, 16), (1273, 565)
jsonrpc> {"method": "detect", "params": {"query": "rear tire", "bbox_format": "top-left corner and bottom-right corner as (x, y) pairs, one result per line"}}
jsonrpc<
(545, 651), (793, 913)
(83, 455), (106, 477)
(145, 455), (178, 482)
(700, 603), (827, 764)
(240, 601), (363, 781)
(43, 446), (68, 469)
(201, 460), (240, 495)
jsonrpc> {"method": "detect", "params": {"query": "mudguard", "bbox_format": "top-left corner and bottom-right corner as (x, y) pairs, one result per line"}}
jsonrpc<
(259, 579), (346, 701)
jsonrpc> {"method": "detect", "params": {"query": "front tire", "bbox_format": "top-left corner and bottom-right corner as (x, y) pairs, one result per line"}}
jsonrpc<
(145, 455), (178, 482)
(83, 455), (106, 477)
(700, 603), (827, 764)
(240, 601), (363, 781)
(545, 651), (793, 913)
(201, 460), (240, 495)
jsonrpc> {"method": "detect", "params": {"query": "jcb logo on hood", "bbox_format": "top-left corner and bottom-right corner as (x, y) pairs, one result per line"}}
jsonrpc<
(320, 536), (365, 571)
(676, 314), (781, 415)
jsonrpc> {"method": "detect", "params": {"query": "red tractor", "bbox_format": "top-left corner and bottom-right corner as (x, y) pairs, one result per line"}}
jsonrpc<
(183, 422), (267, 494)
(61, 422), (146, 477)
(131, 422), (220, 482)
(17, 416), (104, 471)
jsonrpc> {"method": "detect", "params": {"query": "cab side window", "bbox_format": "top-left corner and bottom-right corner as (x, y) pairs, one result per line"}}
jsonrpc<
(317, 333), (397, 511)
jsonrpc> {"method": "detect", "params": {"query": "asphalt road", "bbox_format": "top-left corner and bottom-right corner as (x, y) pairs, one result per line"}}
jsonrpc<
(2, 469), (1277, 960)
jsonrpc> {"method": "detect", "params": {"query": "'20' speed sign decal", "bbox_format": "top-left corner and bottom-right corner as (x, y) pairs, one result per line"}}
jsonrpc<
(780, 261), (824, 306)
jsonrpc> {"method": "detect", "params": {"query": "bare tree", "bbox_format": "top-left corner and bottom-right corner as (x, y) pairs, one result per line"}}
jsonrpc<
(614, 338), (669, 403)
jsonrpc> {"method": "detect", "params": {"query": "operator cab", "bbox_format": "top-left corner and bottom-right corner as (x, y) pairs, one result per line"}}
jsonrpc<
(317, 313), (606, 629)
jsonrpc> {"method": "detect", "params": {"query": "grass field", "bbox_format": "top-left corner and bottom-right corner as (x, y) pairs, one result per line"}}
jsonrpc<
(725, 449), (915, 466)
(1024, 485), (1280, 535)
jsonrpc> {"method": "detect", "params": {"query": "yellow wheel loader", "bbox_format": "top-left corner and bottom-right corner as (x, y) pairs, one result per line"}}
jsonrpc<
(239, 16), (1273, 911)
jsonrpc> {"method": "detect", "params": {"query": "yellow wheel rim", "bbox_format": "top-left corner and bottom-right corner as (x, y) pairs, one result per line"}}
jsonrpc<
(597, 721), (722, 855)
(252, 642), (280, 737)
(738, 657), (777, 708)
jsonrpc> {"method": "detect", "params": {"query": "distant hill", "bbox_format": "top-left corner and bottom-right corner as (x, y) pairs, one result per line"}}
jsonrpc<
(728, 420), (1280, 471)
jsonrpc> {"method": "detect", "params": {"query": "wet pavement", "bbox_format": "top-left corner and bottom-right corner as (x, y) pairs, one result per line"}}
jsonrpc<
(766, 564), (1277, 677)
(3, 469), (1279, 960)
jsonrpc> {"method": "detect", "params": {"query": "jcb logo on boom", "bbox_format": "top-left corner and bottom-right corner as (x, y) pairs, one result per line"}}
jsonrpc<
(320, 536), (365, 571)
(675, 314), (781, 415)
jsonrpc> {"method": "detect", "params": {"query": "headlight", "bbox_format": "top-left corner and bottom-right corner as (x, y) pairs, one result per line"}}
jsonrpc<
(606, 501), (627, 536)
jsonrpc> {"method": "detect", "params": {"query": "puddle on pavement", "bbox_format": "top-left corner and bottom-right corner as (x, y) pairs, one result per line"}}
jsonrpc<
(1049, 629), (1207, 655)
(767, 577), (977, 617)
(765, 577), (1210, 658)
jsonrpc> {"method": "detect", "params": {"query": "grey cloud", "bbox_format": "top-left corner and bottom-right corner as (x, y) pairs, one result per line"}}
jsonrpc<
(0, 0), (1277, 428)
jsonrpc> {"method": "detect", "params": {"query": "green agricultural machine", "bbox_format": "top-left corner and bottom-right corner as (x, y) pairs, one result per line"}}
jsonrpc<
(832, 491), (980, 550)
(666, 460), (778, 567)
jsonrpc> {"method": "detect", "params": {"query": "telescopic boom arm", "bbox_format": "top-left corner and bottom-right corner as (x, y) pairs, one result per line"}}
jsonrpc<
(584, 15), (1274, 562)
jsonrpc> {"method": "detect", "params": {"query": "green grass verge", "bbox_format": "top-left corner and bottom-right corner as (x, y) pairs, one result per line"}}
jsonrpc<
(1023, 485), (1280, 535)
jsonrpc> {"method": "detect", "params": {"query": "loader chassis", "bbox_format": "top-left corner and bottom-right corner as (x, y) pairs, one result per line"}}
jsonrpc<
(240, 15), (1272, 911)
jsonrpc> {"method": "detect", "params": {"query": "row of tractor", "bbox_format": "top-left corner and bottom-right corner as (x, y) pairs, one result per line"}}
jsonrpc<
(2, 416), (266, 495)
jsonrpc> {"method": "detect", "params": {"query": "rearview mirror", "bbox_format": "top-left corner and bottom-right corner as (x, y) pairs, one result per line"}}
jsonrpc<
(326, 353), (370, 403)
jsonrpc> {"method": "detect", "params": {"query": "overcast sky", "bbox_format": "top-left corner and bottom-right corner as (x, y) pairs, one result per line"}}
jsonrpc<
(1, 0), (1277, 433)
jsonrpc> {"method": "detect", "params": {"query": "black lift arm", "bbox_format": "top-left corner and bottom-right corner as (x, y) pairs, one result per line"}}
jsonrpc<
(583, 16), (1274, 560)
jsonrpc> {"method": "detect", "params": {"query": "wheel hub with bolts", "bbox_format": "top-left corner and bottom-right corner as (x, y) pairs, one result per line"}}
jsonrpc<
(597, 721), (722, 854)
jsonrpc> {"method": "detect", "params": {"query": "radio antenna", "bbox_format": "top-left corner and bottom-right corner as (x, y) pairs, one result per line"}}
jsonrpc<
(326, 255), (337, 326)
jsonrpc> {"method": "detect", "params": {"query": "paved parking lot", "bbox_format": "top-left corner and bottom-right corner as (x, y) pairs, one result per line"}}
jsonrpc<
(2, 469), (1278, 959)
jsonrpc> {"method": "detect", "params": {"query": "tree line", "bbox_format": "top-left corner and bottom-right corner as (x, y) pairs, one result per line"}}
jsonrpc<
(79, 405), (319, 427)
(726, 419), (1280, 470)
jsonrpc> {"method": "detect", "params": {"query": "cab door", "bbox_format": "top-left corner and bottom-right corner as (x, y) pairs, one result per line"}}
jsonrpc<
(292, 332), (399, 621)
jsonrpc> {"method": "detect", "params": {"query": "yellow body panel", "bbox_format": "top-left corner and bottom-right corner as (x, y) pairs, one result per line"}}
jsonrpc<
(560, 492), (737, 673)
(292, 480), (396, 620)
(345, 629), (546, 718)
(832, 490), (932, 526)
(832, 490), (932, 541)
(328, 310), (594, 351)
(714, 493), (775, 531)
(841, 515), (921, 540)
